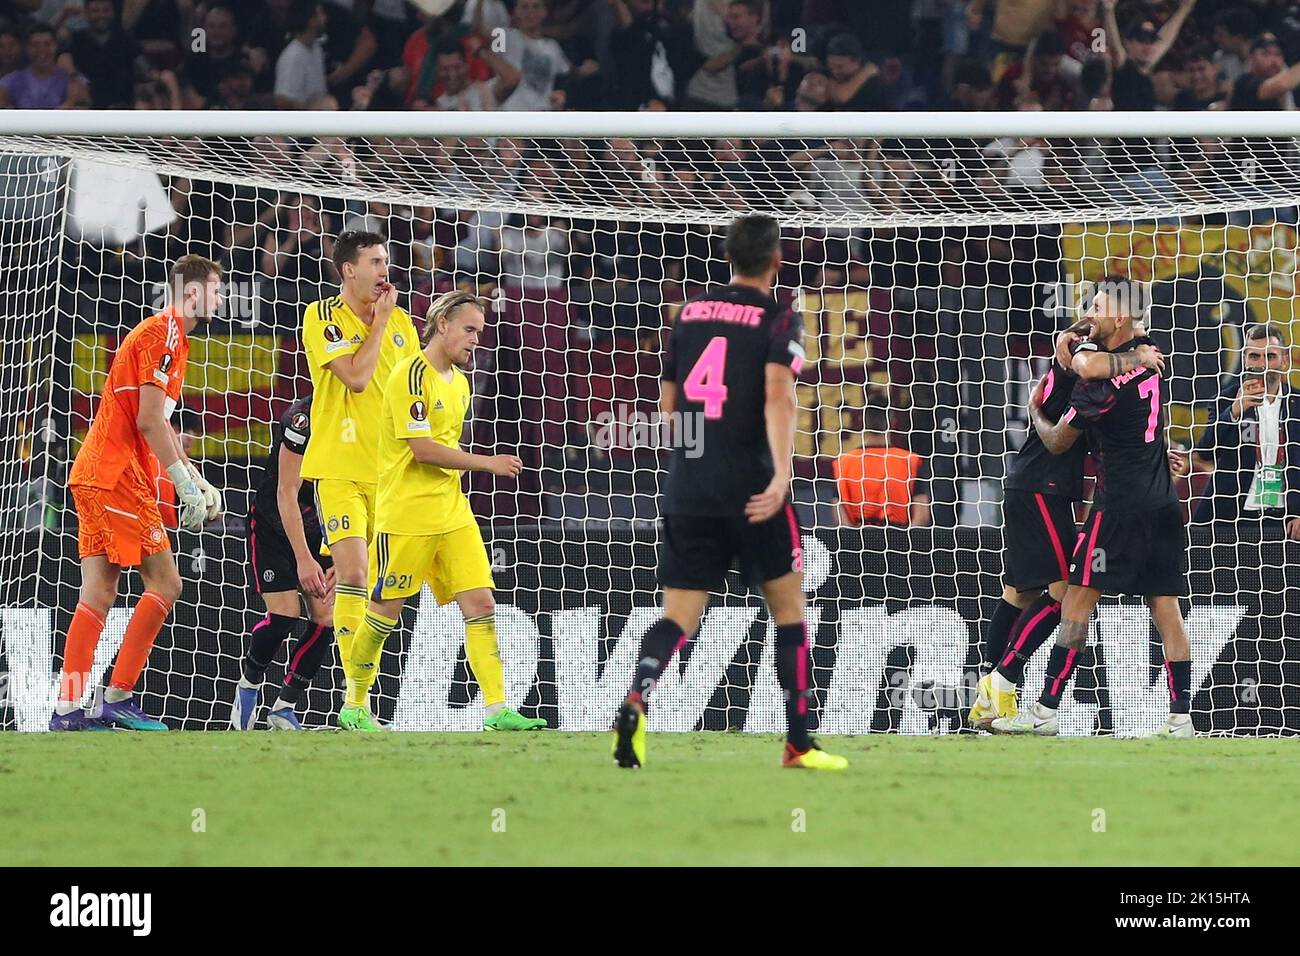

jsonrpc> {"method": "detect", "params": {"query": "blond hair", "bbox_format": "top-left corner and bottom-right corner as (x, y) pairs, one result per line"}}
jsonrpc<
(422, 289), (484, 346)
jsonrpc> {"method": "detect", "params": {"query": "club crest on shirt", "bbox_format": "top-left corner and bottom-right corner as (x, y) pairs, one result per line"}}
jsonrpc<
(150, 527), (163, 543)
(410, 400), (427, 421)
(393, 333), (405, 347)
(263, 569), (274, 583)
(327, 517), (339, 533)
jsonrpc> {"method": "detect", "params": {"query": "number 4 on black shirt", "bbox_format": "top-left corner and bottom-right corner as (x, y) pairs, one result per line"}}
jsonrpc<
(660, 283), (805, 517)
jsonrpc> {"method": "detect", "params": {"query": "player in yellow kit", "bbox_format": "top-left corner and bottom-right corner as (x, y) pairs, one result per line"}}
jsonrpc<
(343, 290), (546, 731)
(299, 230), (419, 730)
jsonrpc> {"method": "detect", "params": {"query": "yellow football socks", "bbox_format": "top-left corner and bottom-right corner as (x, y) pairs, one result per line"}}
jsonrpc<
(465, 613), (505, 708)
(333, 584), (369, 701)
(345, 608), (398, 708)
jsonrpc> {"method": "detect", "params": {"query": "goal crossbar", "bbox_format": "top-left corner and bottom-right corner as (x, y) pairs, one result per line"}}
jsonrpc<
(1, 109), (1299, 140)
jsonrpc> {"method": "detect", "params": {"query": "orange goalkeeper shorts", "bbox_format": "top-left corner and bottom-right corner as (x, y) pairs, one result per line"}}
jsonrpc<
(71, 461), (169, 567)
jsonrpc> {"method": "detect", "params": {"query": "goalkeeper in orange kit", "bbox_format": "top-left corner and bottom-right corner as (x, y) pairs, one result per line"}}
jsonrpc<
(51, 256), (224, 731)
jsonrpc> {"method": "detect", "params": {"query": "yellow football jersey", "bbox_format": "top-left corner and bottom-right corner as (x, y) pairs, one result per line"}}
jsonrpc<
(300, 294), (419, 483)
(376, 352), (475, 536)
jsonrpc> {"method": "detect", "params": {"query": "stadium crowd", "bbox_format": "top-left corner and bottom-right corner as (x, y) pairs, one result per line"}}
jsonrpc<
(4, 0), (1298, 534)
(1, 0), (1299, 115)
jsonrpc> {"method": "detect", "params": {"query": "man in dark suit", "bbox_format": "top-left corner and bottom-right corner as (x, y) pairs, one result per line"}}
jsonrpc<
(1194, 322), (1300, 539)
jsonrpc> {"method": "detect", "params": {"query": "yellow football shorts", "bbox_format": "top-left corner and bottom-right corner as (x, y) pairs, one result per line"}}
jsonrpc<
(314, 478), (377, 546)
(370, 523), (496, 603)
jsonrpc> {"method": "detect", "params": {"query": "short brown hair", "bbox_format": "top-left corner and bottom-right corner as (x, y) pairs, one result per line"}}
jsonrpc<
(725, 214), (781, 277)
(168, 255), (222, 302)
(1245, 322), (1289, 347)
(333, 229), (386, 277)
(1096, 273), (1148, 320)
(422, 289), (484, 347)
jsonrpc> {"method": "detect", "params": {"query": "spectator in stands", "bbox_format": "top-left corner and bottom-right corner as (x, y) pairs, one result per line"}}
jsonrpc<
(501, 203), (569, 293)
(425, 36), (497, 109)
(475, 0), (571, 111)
(120, 0), (186, 63)
(464, 0), (512, 34)
(1055, 0), (1102, 67)
(966, 0), (1055, 82)
(983, 125), (1055, 194)
(1211, 6), (1256, 86)
(183, 5), (270, 108)
(1193, 323), (1300, 540)
(132, 63), (183, 109)
(274, 0), (329, 108)
(790, 136), (876, 215)
(70, 0), (138, 108)
(538, 1), (604, 111)
(0, 25), (88, 109)
(320, 0), (378, 100)
(834, 405), (932, 528)
(442, 138), (529, 285)
(260, 193), (333, 287)
(207, 61), (282, 110)
(1174, 43), (1226, 110)
(720, 0), (777, 110)
(655, 0), (704, 104)
(790, 68), (830, 111)
(685, 0), (738, 108)
(0, 29), (24, 77)
(1230, 32), (1300, 109)
(761, 42), (822, 109)
(366, 0), (417, 68)
(340, 197), (389, 234)
(609, 0), (678, 110)
(1079, 52), (1111, 109)
(303, 121), (359, 185)
(996, 30), (1073, 110)
(239, 0), (295, 63)
(825, 32), (887, 110)
(1102, 0), (1195, 111)
(948, 59), (994, 110)
(404, 6), (494, 108)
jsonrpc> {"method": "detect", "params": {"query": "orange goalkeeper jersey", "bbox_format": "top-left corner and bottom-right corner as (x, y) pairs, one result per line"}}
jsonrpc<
(69, 308), (189, 491)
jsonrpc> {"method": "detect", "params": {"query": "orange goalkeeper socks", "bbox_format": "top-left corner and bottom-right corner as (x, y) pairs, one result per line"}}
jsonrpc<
(58, 601), (107, 707)
(108, 591), (173, 693)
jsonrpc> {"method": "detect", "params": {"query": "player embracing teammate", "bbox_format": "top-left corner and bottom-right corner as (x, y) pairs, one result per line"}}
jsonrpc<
(980, 277), (1196, 738)
(970, 303), (1166, 727)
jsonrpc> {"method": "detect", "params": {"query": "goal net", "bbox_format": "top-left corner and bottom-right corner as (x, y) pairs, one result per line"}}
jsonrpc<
(1, 110), (1297, 736)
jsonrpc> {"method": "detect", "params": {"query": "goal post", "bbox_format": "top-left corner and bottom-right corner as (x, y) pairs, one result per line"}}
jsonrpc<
(1, 109), (1298, 735)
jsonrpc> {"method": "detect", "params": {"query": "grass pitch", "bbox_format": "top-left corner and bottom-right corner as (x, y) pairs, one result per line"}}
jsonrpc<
(3, 732), (1296, 867)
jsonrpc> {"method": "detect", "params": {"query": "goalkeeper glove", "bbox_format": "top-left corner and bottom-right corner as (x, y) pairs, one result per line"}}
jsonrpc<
(167, 461), (207, 532)
(189, 464), (224, 522)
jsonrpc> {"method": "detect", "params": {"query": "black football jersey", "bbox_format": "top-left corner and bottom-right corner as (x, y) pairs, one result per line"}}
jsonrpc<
(660, 283), (805, 516)
(250, 396), (319, 534)
(1062, 336), (1175, 513)
(1005, 354), (1088, 500)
